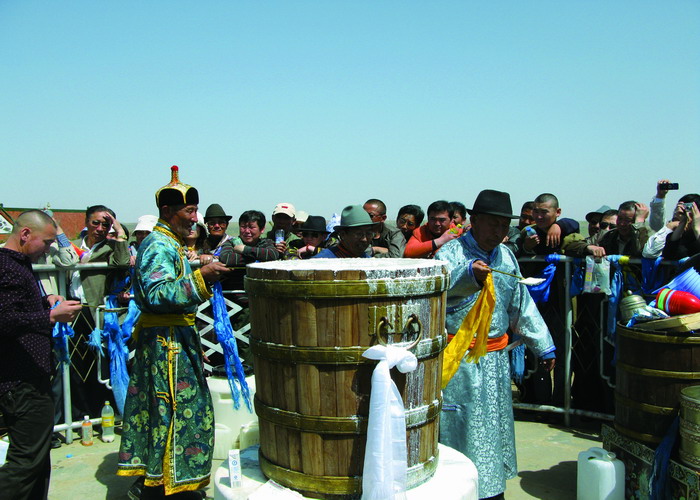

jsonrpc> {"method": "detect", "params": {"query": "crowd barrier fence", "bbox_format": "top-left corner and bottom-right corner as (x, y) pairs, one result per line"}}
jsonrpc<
(31, 254), (687, 440)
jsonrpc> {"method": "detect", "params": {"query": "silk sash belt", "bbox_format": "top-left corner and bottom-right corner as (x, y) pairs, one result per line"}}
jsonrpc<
(446, 333), (509, 352)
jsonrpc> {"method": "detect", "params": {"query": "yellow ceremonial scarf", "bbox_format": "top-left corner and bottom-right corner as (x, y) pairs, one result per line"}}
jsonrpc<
(441, 272), (496, 389)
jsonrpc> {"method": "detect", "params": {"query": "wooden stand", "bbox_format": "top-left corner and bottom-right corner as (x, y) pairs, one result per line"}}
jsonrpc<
(602, 424), (700, 499)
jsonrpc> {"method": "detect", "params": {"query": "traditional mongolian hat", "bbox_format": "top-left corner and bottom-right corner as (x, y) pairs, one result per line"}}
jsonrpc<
(467, 189), (519, 219)
(155, 165), (199, 208)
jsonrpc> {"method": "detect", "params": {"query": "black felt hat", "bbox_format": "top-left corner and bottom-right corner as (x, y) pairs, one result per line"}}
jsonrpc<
(466, 189), (518, 219)
(300, 215), (329, 234)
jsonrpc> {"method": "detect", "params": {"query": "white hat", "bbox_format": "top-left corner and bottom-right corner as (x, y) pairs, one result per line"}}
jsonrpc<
(295, 210), (309, 223)
(134, 215), (158, 233)
(272, 202), (296, 218)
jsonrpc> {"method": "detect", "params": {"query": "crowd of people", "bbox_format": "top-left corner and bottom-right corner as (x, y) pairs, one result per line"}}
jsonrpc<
(1, 168), (698, 499)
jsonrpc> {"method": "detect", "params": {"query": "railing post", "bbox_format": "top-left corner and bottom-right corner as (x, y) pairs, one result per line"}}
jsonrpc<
(563, 258), (572, 427)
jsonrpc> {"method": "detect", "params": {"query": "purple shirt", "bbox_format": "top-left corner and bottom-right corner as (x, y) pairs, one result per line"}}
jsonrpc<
(0, 248), (53, 394)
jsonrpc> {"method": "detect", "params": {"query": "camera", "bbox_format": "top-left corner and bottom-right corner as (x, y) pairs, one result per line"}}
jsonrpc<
(685, 202), (695, 212)
(659, 182), (679, 190)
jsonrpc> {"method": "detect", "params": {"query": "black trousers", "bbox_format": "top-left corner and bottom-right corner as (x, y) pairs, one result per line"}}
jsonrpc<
(0, 379), (54, 500)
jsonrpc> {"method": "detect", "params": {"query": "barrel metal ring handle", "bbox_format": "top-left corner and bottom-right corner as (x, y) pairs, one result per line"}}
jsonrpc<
(375, 315), (422, 350)
(375, 317), (393, 347)
(403, 314), (422, 350)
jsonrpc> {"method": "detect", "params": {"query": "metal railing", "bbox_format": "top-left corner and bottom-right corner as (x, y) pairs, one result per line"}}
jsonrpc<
(31, 255), (685, 435)
(32, 261), (251, 443)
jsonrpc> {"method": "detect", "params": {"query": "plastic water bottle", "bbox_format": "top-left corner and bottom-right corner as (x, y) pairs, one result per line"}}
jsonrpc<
(101, 401), (115, 443)
(81, 416), (93, 446)
(525, 226), (537, 237)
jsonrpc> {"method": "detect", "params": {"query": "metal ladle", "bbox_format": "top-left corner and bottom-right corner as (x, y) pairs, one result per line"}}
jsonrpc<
(488, 267), (545, 286)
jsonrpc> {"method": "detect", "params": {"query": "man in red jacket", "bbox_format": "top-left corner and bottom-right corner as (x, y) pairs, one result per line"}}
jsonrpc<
(404, 200), (461, 258)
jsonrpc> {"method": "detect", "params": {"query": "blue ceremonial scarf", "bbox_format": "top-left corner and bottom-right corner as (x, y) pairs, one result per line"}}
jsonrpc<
(103, 295), (139, 414)
(509, 337), (526, 384)
(526, 254), (563, 303)
(51, 302), (76, 364)
(641, 257), (664, 294)
(85, 268), (140, 414)
(211, 282), (252, 412)
(606, 256), (625, 340)
(649, 415), (679, 500)
(570, 257), (584, 297)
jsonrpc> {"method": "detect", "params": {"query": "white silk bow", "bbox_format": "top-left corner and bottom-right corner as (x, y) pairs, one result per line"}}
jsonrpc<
(361, 344), (418, 500)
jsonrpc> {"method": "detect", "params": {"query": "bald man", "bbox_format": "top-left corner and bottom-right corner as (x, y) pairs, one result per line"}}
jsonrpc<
(363, 198), (406, 257)
(0, 210), (81, 499)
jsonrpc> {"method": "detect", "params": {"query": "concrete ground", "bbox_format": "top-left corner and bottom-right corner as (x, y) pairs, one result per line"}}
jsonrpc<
(45, 412), (603, 500)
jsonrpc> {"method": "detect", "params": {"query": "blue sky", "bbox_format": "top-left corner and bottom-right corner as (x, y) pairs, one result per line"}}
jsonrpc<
(1, 1), (698, 224)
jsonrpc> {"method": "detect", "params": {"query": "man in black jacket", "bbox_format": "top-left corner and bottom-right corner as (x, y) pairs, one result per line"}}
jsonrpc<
(0, 210), (81, 500)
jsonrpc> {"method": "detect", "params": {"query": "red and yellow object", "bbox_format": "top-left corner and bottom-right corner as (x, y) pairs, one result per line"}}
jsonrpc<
(656, 288), (700, 315)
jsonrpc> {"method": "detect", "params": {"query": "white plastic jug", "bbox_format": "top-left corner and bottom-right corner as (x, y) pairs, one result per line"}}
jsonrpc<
(577, 447), (624, 500)
(0, 436), (8, 466)
(206, 372), (257, 460)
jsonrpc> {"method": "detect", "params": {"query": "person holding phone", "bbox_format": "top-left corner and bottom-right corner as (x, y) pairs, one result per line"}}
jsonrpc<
(662, 194), (700, 260)
(650, 178), (679, 232)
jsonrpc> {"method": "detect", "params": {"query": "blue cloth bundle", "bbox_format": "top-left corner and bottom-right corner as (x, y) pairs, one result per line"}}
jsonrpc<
(102, 295), (135, 414)
(649, 415), (679, 500)
(642, 257), (664, 294)
(606, 256), (625, 340)
(211, 282), (252, 412)
(509, 338), (525, 384)
(526, 254), (563, 303)
(569, 257), (584, 297)
(51, 302), (76, 364)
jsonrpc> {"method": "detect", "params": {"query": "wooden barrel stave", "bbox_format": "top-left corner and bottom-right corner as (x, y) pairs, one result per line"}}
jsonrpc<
(615, 324), (700, 445)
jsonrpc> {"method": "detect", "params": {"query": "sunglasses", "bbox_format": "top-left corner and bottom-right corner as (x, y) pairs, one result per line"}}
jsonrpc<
(397, 217), (417, 228)
(599, 222), (616, 230)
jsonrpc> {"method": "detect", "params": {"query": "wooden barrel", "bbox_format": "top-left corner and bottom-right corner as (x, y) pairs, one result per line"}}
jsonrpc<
(245, 258), (448, 498)
(680, 385), (700, 469)
(615, 323), (700, 445)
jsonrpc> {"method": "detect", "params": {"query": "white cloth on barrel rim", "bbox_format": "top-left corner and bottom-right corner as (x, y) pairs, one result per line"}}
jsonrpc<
(361, 344), (418, 500)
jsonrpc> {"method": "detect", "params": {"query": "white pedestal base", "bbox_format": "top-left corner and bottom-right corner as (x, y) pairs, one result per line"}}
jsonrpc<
(213, 443), (478, 500)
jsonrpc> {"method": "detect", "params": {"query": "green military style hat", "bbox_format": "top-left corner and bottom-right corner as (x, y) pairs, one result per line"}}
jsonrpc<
(155, 165), (199, 208)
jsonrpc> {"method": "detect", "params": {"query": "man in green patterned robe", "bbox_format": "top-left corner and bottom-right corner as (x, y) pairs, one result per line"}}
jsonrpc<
(117, 166), (229, 497)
